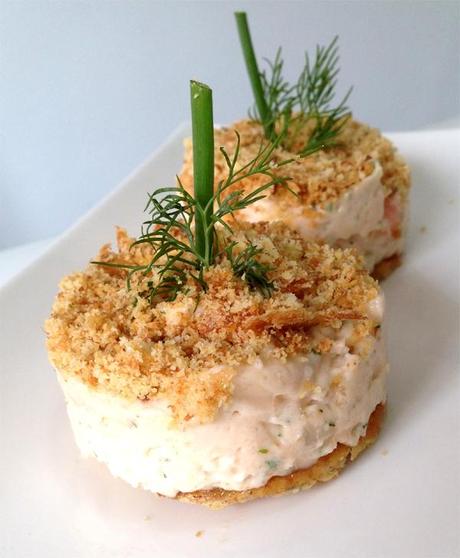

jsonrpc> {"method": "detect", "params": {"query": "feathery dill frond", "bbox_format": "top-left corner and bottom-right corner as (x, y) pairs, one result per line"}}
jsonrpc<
(249, 48), (296, 134)
(288, 37), (353, 153)
(235, 12), (352, 154)
(92, 83), (297, 303)
(297, 36), (342, 115)
(225, 241), (274, 298)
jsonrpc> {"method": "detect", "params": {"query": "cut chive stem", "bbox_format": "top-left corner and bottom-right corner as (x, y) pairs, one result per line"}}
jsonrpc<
(190, 80), (215, 265)
(234, 11), (274, 140)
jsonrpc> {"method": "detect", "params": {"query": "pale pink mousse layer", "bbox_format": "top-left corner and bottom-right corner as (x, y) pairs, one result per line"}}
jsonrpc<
(242, 163), (406, 270)
(57, 295), (388, 497)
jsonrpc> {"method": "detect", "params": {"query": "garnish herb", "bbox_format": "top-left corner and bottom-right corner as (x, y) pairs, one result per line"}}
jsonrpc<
(235, 12), (274, 140)
(92, 80), (320, 302)
(258, 448), (269, 454)
(191, 81), (214, 263)
(235, 11), (352, 154)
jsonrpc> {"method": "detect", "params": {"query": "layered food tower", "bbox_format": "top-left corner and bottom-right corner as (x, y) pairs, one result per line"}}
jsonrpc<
(46, 80), (389, 508)
(181, 12), (410, 279)
(181, 118), (410, 279)
(46, 223), (387, 508)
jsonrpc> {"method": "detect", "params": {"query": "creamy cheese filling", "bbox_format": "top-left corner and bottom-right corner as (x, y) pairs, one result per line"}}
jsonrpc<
(242, 162), (406, 269)
(57, 297), (388, 497)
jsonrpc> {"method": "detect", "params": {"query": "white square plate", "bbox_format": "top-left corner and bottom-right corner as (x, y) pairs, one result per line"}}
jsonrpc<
(1, 125), (459, 558)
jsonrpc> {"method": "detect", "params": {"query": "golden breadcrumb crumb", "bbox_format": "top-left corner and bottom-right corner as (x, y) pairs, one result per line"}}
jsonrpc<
(45, 222), (380, 425)
(180, 117), (410, 209)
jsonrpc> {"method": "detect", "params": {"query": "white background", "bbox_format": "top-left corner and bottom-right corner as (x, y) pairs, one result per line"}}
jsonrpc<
(1, 0), (459, 250)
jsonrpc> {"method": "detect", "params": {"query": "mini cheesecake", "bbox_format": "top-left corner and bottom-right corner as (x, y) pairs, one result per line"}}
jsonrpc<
(180, 118), (410, 279)
(45, 222), (388, 508)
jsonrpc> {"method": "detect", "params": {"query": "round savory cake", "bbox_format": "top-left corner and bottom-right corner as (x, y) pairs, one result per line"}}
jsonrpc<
(45, 222), (388, 508)
(180, 118), (411, 279)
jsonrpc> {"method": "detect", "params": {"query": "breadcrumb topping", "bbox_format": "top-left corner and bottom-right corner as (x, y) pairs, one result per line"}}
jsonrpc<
(180, 117), (410, 209)
(45, 223), (380, 424)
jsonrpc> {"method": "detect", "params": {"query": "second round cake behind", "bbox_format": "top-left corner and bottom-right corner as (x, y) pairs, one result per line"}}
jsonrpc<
(180, 118), (410, 279)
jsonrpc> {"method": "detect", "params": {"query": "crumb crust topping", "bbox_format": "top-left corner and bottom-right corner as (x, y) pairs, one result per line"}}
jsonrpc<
(46, 223), (380, 424)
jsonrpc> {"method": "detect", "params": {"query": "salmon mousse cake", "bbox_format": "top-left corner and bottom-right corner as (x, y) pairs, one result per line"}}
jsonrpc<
(180, 13), (411, 279)
(45, 222), (388, 509)
(180, 117), (410, 279)
(45, 80), (388, 508)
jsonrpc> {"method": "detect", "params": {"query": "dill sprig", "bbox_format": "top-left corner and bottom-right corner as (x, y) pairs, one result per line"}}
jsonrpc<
(225, 241), (274, 298)
(93, 80), (298, 303)
(235, 12), (352, 154)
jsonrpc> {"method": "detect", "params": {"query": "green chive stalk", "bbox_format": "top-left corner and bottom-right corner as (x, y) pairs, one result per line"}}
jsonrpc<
(190, 80), (215, 265)
(235, 11), (274, 140)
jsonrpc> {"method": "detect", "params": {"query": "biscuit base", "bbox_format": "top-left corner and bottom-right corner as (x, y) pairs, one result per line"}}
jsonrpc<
(372, 254), (402, 281)
(174, 403), (385, 509)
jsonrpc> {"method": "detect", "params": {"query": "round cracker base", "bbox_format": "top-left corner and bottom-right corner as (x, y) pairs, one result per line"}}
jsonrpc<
(173, 403), (385, 509)
(372, 254), (402, 281)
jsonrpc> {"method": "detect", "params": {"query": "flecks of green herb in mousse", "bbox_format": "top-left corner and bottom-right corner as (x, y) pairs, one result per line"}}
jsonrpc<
(325, 202), (334, 212)
(258, 448), (269, 454)
(266, 460), (278, 470)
